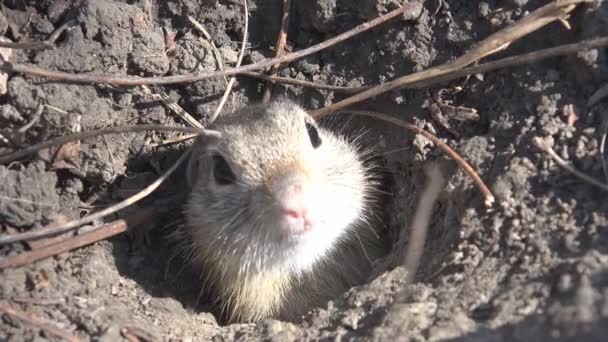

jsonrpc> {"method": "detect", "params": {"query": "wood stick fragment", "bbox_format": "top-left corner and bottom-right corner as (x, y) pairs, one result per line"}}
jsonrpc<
(0, 207), (157, 269)
(533, 136), (608, 192)
(241, 71), (371, 93)
(209, 0), (249, 123)
(261, 0), (292, 103)
(0, 302), (80, 342)
(187, 16), (229, 86)
(139, 86), (203, 128)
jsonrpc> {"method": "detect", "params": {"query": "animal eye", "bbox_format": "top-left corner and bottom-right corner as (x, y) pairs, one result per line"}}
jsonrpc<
(305, 122), (322, 149)
(212, 154), (236, 185)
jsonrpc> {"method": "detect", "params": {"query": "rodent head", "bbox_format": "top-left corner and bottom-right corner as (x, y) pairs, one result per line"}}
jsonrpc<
(185, 100), (374, 274)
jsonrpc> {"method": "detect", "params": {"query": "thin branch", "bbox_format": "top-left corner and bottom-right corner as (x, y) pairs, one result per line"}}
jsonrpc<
(601, 122), (608, 183)
(0, 4), (416, 86)
(311, 0), (589, 117)
(0, 19), (77, 50)
(244, 36), (608, 95)
(261, 0), (292, 103)
(406, 36), (608, 90)
(17, 103), (45, 133)
(0, 303), (80, 342)
(139, 86), (203, 128)
(0, 124), (203, 164)
(347, 110), (495, 207)
(0, 151), (191, 245)
(187, 16), (229, 86)
(148, 133), (197, 147)
(0, 207), (157, 269)
(533, 136), (608, 192)
(240, 71), (370, 93)
(209, 0), (249, 123)
(588, 83), (608, 107)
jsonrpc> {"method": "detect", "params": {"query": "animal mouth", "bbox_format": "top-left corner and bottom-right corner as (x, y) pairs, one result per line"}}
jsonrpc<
(284, 220), (313, 236)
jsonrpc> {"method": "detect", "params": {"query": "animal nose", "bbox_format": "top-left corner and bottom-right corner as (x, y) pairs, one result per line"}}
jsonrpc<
(280, 199), (311, 235)
(282, 206), (307, 220)
(273, 172), (313, 233)
(280, 182), (308, 219)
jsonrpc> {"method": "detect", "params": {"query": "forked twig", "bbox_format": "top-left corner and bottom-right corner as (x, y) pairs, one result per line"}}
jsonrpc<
(533, 136), (608, 192)
(311, 0), (589, 117)
(261, 0), (292, 103)
(209, 0), (249, 122)
(347, 110), (495, 207)
(187, 16), (229, 86)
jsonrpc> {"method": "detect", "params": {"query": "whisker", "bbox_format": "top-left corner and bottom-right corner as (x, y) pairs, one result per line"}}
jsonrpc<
(376, 146), (412, 156)
(353, 229), (372, 263)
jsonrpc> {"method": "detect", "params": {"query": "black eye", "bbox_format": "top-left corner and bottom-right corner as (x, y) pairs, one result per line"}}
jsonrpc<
(305, 122), (322, 149)
(212, 154), (236, 185)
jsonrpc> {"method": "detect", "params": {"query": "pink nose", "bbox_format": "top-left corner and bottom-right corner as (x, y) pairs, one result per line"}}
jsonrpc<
(274, 173), (312, 233)
(283, 206), (307, 220)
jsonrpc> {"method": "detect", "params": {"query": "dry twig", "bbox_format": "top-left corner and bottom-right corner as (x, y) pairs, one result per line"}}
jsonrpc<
(347, 110), (495, 207)
(588, 83), (608, 107)
(241, 71), (370, 93)
(405, 36), (608, 90)
(17, 104), (45, 133)
(139, 86), (203, 128)
(0, 149), (194, 245)
(311, 0), (589, 117)
(0, 302), (79, 341)
(601, 122), (608, 183)
(261, 0), (292, 103)
(242, 36), (608, 96)
(0, 124), (203, 164)
(0, 19), (77, 50)
(187, 16), (229, 86)
(0, 4), (415, 85)
(0, 207), (157, 269)
(209, 0), (249, 122)
(533, 136), (608, 192)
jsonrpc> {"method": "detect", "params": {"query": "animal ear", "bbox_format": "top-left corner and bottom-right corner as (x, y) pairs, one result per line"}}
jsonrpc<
(186, 129), (222, 187)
